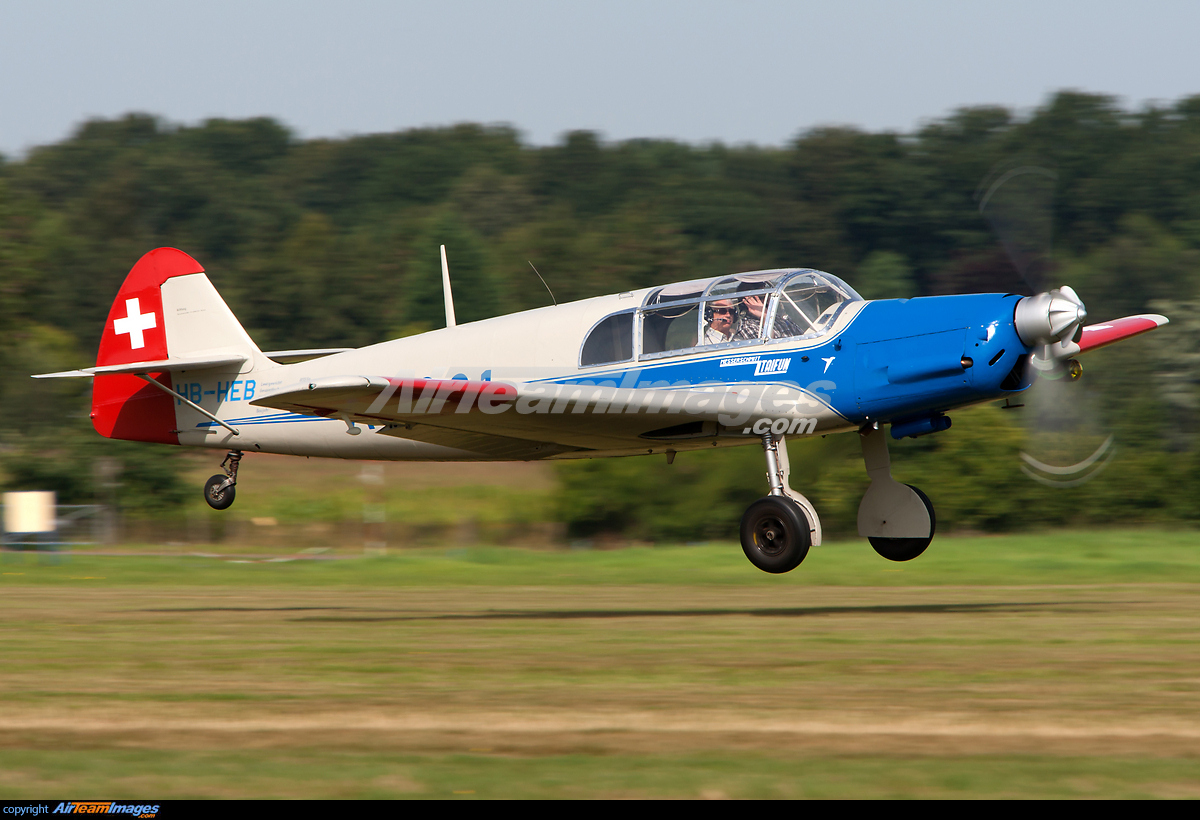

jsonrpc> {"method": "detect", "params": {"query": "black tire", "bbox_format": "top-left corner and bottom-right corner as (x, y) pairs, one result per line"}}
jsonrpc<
(868, 485), (935, 562)
(740, 496), (812, 574)
(204, 474), (236, 511)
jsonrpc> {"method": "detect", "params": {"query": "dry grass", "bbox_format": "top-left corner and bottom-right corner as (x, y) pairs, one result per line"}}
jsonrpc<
(2, 546), (1200, 797)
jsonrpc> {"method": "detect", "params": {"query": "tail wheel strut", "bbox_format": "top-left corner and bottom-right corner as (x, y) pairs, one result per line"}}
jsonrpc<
(204, 450), (242, 511)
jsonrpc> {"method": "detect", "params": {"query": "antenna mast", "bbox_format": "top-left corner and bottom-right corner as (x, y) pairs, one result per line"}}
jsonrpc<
(528, 261), (557, 306)
(441, 245), (457, 329)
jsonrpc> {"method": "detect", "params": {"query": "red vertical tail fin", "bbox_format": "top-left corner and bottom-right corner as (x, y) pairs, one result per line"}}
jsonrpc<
(92, 249), (206, 443)
(91, 248), (264, 444)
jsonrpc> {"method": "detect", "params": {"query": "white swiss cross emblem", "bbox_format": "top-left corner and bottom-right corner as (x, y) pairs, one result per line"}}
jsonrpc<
(113, 297), (157, 350)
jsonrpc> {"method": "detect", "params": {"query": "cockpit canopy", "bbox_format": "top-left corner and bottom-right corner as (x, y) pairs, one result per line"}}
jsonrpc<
(580, 269), (861, 367)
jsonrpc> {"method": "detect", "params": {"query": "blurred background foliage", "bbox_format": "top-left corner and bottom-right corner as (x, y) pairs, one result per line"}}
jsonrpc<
(2, 91), (1199, 535)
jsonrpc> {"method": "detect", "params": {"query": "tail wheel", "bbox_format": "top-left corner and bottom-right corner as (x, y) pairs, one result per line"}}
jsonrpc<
(868, 485), (935, 562)
(204, 475), (236, 511)
(740, 496), (812, 574)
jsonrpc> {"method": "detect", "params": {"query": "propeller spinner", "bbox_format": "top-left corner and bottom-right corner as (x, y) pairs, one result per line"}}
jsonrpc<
(1014, 285), (1088, 380)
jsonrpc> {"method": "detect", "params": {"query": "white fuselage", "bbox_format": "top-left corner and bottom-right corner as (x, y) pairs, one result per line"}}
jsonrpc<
(170, 281), (864, 461)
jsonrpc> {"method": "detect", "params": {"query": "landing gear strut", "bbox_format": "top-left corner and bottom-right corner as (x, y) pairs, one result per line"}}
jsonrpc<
(739, 432), (822, 573)
(857, 425), (935, 561)
(204, 450), (242, 511)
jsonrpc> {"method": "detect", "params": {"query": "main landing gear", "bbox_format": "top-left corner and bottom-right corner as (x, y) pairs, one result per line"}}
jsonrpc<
(204, 450), (242, 511)
(857, 425), (935, 562)
(737, 425), (938, 573)
(739, 433), (822, 573)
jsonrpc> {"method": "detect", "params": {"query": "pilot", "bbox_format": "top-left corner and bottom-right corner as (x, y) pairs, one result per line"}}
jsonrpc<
(704, 299), (740, 344)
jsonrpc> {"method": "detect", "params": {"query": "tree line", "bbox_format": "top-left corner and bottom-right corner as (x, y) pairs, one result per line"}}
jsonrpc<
(2, 90), (1198, 534)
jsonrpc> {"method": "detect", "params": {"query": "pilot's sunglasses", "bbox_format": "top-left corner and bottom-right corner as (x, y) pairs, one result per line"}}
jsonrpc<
(711, 308), (737, 315)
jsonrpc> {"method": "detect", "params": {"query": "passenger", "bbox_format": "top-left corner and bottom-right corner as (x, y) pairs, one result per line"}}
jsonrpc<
(732, 286), (804, 340)
(733, 294), (766, 341)
(704, 299), (740, 344)
(769, 294), (807, 339)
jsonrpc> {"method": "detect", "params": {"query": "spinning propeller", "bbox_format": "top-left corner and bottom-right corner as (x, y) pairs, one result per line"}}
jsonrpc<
(976, 163), (1114, 486)
(978, 164), (1086, 380)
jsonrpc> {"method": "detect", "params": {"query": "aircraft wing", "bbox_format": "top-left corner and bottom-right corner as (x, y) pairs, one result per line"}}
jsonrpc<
(250, 376), (587, 455)
(250, 376), (520, 419)
(251, 375), (833, 452)
(374, 422), (575, 459)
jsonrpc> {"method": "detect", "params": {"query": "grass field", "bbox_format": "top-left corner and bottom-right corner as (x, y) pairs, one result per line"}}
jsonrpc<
(189, 453), (559, 528)
(3, 531), (1200, 798)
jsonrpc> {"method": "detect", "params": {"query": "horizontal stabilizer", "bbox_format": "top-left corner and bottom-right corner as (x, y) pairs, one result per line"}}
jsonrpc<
(33, 353), (248, 379)
(262, 348), (355, 364)
(30, 370), (93, 379)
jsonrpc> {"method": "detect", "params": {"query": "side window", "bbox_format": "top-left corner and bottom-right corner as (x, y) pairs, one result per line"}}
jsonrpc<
(580, 313), (634, 366)
(772, 277), (847, 339)
(641, 304), (699, 356)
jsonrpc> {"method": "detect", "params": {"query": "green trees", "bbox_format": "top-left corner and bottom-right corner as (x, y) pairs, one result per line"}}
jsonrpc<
(2, 91), (1198, 533)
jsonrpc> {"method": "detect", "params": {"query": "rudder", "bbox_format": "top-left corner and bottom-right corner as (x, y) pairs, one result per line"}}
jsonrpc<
(91, 248), (266, 443)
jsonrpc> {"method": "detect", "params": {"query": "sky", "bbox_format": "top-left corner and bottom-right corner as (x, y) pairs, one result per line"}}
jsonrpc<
(2, 1), (1199, 157)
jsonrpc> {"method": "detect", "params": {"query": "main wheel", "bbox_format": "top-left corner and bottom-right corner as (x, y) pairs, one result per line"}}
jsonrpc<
(204, 474), (236, 511)
(740, 496), (812, 574)
(868, 485), (935, 562)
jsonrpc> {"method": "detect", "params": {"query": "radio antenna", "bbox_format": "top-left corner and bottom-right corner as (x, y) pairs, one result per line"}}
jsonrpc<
(441, 245), (457, 328)
(528, 261), (557, 306)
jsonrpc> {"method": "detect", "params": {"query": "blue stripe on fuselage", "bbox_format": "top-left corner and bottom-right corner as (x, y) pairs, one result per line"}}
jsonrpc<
(539, 293), (1030, 425)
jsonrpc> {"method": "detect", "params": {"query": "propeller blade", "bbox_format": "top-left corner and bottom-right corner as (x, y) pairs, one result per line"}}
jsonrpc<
(976, 163), (1057, 293)
(1019, 436), (1116, 487)
(977, 160), (1118, 488)
(1020, 434), (1115, 476)
(1019, 376), (1114, 487)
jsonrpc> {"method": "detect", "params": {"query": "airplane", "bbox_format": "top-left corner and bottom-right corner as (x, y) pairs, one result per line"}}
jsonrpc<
(34, 245), (1168, 573)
